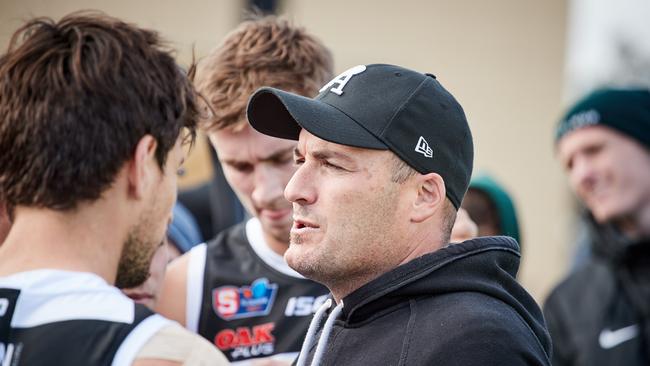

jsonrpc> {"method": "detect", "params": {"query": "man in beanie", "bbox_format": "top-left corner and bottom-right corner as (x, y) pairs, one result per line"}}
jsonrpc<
(545, 88), (650, 366)
(247, 64), (551, 365)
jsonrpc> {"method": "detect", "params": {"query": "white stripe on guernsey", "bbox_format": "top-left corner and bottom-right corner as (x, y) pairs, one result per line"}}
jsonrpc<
(231, 352), (299, 365)
(111, 314), (171, 366)
(245, 218), (305, 279)
(0, 270), (134, 327)
(186, 243), (207, 333)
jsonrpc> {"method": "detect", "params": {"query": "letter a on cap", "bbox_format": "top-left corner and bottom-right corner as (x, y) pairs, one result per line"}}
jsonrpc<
(319, 65), (367, 96)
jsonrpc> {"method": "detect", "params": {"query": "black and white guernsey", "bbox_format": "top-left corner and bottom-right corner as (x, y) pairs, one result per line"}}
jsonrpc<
(0, 270), (171, 366)
(186, 218), (329, 364)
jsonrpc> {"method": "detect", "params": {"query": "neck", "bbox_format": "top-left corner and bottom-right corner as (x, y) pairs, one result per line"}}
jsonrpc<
(615, 203), (650, 241)
(328, 224), (443, 304)
(0, 204), (127, 284)
(399, 226), (445, 265)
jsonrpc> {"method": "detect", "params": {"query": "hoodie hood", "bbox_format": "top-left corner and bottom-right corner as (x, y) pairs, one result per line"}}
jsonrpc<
(340, 236), (550, 358)
(469, 173), (521, 244)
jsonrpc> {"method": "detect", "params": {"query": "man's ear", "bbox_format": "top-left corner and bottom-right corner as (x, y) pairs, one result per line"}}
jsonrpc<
(127, 135), (158, 200)
(411, 173), (446, 223)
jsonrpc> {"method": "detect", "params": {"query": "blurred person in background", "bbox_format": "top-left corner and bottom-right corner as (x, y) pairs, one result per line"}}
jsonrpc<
(0, 12), (227, 365)
(544, 88), (650, 366)
(156, 15), (334, 365)
(461, 173), (521, 246)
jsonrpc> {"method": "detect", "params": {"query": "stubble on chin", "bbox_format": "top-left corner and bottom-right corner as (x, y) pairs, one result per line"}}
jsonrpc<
(284, 235), (317, 279)
(115, 231), (157, 289)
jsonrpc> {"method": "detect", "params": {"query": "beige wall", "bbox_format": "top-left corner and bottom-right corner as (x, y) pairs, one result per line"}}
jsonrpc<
(0, 0), (573, 301)
(283, 0), (572, 301)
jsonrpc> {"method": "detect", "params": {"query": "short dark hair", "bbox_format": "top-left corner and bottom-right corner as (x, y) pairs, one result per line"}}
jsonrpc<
(0, 11), (198, 211)
(389, 153), (457, 242)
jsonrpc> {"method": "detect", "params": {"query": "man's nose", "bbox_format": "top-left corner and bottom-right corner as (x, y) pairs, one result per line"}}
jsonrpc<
(284, 164), (316, 206)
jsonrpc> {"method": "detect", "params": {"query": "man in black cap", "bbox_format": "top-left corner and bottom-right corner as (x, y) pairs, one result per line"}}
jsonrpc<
(545, 88), (650, 366)
(246, 64), (551, 365)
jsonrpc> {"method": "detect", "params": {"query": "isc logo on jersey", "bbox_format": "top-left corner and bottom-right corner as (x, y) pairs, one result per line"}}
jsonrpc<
(212, 278), (278, 320)
(284, 295), (329, 317)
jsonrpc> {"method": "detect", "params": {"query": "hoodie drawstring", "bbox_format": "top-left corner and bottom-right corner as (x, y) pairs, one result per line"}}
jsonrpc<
(296, 298), (344, 366)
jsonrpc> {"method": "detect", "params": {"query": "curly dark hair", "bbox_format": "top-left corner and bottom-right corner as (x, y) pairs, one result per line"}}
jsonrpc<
(0, 11), (198, 211)
(195, 14), (333, 132)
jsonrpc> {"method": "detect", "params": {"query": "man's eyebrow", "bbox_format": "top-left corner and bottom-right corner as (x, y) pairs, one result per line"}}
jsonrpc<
(310, 149), (355, 164)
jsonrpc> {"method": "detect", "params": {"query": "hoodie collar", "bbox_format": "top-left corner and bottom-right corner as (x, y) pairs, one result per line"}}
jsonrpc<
(340, 236), (520, 321)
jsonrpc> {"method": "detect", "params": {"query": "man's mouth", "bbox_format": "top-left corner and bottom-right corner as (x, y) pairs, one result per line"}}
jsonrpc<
(293, 218), (319, 230)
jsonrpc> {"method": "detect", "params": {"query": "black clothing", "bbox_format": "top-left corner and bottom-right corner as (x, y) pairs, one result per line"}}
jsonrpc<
(0, 270), (169, 366)
(544, 216), (650, 366)
(189, 219), (329, 363)
(297, 236), (551, 366)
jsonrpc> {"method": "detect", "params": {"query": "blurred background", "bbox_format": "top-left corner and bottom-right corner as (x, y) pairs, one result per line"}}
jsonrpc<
(1, 0), (648, 302)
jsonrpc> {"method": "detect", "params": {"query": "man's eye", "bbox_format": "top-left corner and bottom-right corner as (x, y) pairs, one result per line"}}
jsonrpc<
(293, 158), (305, 166)
(231, 163), (253, 173)
(324, 161), (344, 170)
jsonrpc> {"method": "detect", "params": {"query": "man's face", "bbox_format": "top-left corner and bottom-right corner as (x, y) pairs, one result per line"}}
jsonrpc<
(284, 129), (411, 290)
(115, 137), (184, 289)
(209, 125), (296, 246)
(557, 125), (650, 224)
(122, 240), (181, 309)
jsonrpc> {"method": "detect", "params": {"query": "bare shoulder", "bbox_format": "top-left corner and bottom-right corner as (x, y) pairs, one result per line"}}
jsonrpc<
(155, 252), (190, 325)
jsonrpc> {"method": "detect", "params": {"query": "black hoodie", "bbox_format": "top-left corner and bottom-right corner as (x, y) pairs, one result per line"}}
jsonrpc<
(544, 215), (650, 366)
(295, 236), (552, 366)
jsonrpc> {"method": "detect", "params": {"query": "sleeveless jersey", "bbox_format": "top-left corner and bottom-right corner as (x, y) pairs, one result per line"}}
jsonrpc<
(187, 218), (329, 364)
(0, 270), (170, 366)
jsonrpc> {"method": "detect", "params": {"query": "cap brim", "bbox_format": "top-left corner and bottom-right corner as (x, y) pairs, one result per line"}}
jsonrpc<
(246, 87), (387, 149)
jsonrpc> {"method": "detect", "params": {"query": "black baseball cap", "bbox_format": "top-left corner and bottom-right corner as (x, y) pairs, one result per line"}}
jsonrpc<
(246, 64), (473, 209)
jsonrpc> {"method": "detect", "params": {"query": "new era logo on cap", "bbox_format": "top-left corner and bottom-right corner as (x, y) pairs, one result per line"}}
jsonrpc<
(415, 136), (433, 158)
